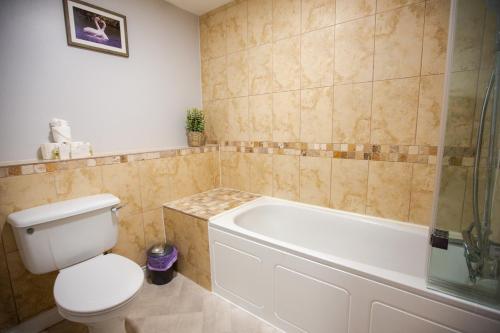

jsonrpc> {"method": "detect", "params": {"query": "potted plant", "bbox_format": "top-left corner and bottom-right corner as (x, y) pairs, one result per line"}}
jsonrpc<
(186, 108), (206, 147)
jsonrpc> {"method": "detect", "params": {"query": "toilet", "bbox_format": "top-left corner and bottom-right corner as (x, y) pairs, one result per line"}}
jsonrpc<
(7, 194), (144, 333)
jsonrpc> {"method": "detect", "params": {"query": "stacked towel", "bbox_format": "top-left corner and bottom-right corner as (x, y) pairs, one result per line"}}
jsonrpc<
(39, 119), (93, 160)
(70, 142), (92, 158)
(40, 143), (60, 160)
(50, 118), (72, 143)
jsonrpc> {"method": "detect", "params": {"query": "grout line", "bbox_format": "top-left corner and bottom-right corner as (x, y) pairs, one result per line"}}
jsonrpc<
(414, 0), (428, 146)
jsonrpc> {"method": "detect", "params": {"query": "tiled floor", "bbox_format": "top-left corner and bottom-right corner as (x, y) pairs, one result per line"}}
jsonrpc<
(47, 273), (279, 333)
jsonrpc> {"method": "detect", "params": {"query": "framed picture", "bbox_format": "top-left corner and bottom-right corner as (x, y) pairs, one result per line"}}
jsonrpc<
(63, 0), (129, 57)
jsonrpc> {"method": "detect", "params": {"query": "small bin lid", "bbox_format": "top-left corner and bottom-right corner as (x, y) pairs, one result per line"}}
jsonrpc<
(148, 243), (174, 257)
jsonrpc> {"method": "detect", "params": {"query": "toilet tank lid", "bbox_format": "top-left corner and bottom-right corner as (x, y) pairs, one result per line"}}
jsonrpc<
(7, 194), (120, 228)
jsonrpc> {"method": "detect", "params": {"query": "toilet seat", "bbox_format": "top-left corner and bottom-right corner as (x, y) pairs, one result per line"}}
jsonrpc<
(54, 254), (144, 316)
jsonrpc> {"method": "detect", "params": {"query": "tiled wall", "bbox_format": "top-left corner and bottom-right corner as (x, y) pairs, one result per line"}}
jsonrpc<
(200, 0), (450, 224)
(0, 147), (219, 330)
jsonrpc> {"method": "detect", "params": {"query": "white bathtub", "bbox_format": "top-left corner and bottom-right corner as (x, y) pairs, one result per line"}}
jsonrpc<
(208, 197), (500, 333)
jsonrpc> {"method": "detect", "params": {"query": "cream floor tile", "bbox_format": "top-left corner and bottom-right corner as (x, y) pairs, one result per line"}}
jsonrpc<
(48, 274), (279, 333)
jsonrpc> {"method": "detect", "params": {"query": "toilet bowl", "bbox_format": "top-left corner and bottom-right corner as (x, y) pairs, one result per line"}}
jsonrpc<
(54, 254), (144, 333)
(7, 194), (143, 333)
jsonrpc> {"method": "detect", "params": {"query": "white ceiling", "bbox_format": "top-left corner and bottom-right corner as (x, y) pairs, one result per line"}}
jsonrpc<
(165, 0), (232, 16)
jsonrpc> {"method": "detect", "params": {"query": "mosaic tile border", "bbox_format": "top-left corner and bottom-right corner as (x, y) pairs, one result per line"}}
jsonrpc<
(211, 141), (479, 167)
(213, 140), (439, 164)
(0, 145), (219, 178)
(0, 141), (479, 179)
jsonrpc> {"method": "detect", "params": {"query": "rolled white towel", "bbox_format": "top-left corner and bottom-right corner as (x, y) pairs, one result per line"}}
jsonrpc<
(40, 143), (60, 160)
(70, 142), (92, 158)
(49, 118), (69, 127)
(51, 125), (72, 143)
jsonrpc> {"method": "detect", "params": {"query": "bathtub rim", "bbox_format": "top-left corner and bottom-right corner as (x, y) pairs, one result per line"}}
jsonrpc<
(208, 196), (500, 321)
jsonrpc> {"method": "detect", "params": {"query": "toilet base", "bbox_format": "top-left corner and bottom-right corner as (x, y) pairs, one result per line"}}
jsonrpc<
(87, 317), (127, 333)
(57, 287), (141, 333)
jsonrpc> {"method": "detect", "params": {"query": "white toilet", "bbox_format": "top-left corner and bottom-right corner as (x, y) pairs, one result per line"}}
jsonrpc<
(7, 194), (144, 333)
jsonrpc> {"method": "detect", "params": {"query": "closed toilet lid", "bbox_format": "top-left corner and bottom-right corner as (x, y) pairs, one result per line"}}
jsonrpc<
(54, 254), (144, 314)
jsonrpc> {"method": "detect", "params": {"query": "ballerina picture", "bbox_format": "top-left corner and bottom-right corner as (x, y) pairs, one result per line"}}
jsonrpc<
(63, 0), (129, 57)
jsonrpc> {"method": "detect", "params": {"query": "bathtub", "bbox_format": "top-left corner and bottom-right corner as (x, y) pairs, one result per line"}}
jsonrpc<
(208, 197), (500, 333)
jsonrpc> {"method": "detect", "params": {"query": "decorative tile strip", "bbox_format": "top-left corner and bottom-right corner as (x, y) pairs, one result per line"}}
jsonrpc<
(217, 141), (440, 165)
(0, 145), (219, 178)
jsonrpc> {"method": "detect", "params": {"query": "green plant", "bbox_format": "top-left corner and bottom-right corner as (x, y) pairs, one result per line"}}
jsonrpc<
(185, 108), (205, 132)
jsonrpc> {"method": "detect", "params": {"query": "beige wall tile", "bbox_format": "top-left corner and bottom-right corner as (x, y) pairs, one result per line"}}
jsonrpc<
(112, 213), (146, 265)
(203, 100), (216, 140)
(334, 16), (375, 84)
(249, 154), (273, 195)
(452, 0), (485, 72)
(227, 97), (249, 141)
(435, 166), (467, 232)
(189, 152), (220, 193)
(332, 82), (372, 143)
(371, 77), (420, 145)
(410, 164), (436, 225)
(204, 99), (228, 141)
(301, 0), (335, 33)
(1, 225), (16, 254)
(445, 70), (478, 147)
(273, 36), (301, 91)
(0, 173), (57, 232)
(167, 156), (194, 200)
(374, 3), (425, 80)
(6, 251), (57, 321)
(138, 159), (171, 211)
(336, 0), (375, 23)
(248, 0), (273, 47)
(226, 2), (247, 53)
(220, 152), (251, 191)
(207, 56), (228, 100)
(248, 44), (273, 94)
(301, 27), (334, 88)
(367, 161), (412, 221)
(201, 60), (210, 102)
(202, 10), (226, 60)
(249, 93), (273, 141)
(142, 208), (166, 249)
(421, 0), (451, 75)
(376, 0), (422, 12)
(54, 167), (103, 201)
(416, 74), (444, 145)
(102, 162), (142, 217)
(273, 0), (301, 41)
(273, 90), (301, 141)
(299, 156), (331, 206)
(301, 87), (334, 143)
(164, 209), (211, 290)
(199, 16), (210, 61)
(331, 159), (368, 214)
(0, 238), (17, 330)
(227, 51), (249, 97)
(273, 155), (299, 200)
(168, 154), (218, 200)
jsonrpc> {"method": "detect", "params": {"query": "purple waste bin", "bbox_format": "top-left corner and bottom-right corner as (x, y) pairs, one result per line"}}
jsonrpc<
(147, 243), (177, 285)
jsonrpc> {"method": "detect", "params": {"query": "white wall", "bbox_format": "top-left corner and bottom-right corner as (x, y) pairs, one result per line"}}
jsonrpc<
(0, 0), (202, 163)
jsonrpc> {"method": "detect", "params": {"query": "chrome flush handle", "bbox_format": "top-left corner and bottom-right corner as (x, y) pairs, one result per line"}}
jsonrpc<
(111, 204), (127, 213)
